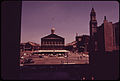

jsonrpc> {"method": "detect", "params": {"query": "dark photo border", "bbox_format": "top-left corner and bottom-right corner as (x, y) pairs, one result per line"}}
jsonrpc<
(1, 1), (119, 80)
(1, 1), (22, 80)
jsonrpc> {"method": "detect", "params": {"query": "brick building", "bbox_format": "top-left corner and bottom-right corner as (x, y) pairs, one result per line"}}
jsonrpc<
(89, 8), (119, 53)
(20, 41), (40, 51)
(41, 28), (64, 50)
(89, 8), (98, 53)
(37, 28), (69, 55)
(97, 16), (114, 52)
(112, 22), (119, 51)
(76, 34), (90, 53)
(65, 34), (90, 53)
(65, 41), (77, 52)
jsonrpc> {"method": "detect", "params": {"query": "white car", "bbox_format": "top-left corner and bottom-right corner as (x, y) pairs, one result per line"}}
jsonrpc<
(21, 56), (24, 59)
(64, 56), (67, 58)
(24, 53), (26, 56)
(83, 54), (89, 57)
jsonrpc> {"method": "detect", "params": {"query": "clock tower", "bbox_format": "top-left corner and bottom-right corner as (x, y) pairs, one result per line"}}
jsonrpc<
(89, 8), (98, 52)
(90, 8), (97, 37)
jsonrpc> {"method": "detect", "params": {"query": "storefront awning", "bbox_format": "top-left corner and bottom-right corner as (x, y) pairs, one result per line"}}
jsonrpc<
(34, 50), (69, 53)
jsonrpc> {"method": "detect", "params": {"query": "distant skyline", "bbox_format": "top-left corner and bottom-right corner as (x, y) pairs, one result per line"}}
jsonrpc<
(21, 1), (119, 45)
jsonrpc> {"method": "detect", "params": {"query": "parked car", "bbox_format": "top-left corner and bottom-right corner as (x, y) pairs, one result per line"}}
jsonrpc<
(39, 56), (43, 58)
(64, 55), (68, 58)
(24, 58), (34, 64)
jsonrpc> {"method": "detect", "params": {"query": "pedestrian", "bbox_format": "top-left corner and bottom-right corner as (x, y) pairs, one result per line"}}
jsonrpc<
(80, 56), (82, 59)
(91, 76), (95, 80)
(81, 77), (86, 80)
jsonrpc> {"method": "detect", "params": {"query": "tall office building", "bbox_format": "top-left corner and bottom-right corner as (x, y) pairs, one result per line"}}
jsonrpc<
(97, 16), (114, 52)
(89, 8), (118, 53)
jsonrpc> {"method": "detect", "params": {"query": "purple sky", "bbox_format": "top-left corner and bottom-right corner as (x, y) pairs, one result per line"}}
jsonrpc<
(21, 1), (119, 45)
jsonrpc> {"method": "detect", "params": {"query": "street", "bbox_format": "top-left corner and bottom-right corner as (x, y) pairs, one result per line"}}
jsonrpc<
(20, 51), (89, 65)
